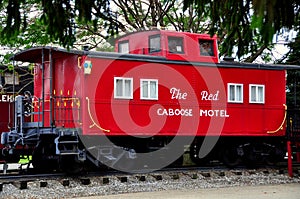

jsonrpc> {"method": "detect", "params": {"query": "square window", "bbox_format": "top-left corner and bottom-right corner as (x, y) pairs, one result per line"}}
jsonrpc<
(149, 34), (161, 53)
(114, 77), (133, 99)
(140, 79), (158, 100)
(118, 40), (129, 53)
(168, 36), (184, 54)
(199, 40), (214, 56)
(249, 84), (265, 104)
(228, 83), (243, 103)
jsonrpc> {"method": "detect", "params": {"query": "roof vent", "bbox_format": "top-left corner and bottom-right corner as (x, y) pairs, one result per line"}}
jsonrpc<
(223, 56), (235, 62)
(83, 46), (89, 51)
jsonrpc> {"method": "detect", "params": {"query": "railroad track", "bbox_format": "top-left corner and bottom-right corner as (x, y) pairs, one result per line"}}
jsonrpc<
(0, 161), (299, 193)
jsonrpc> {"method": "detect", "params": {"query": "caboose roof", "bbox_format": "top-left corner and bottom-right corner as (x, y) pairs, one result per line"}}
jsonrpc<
(11, 46), (300, 71)
(11, 46), (84, 63)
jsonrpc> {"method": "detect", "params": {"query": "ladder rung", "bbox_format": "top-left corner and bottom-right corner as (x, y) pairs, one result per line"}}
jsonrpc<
(59, 151), (79, 155)
(58, 141), (79, 144)
(104, 155), (117, 161)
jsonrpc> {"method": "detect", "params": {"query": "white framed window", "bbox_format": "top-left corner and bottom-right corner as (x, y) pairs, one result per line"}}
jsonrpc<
(227, 83), (243, 103)
(118, 40), (129, 53)
(249, 84), (265, 104)
(114, 77), (133, 99)
(140, 79), (158, 100)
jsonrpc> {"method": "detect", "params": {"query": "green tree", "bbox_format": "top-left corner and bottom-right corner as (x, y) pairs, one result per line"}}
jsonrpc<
(0, 0), (114, 48)
(286, 31), (300, 107)
(0, 0), (299, 63)
(183, 0), (300, 60)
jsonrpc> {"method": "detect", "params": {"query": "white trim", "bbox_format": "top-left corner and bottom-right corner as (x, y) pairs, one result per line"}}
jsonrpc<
(227, 83), (243, 103)
(140, 79), (158, 100)
(114, 77), (133, 99)
(249, 84), (265, 104)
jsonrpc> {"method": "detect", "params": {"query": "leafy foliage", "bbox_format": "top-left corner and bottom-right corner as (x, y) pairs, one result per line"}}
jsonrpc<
(286, 31), (300, 107)
(0, 0), (113, 48)
(183, 0), (300, 59)
(0, 0), (299, 64)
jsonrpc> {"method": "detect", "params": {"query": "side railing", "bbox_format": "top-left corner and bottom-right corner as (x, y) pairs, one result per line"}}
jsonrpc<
(286, 109), (300, 142)
(286, 108), (300, 177)
(21, 95), (82, 128)
(53, 96), (81, 127)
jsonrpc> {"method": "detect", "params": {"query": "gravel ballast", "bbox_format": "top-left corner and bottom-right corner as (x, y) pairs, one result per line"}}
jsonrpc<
(0, 169), (299, 198)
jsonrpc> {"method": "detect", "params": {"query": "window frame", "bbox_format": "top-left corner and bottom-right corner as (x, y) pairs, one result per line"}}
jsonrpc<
(0, 73), (2, 86)
(118, 40), (129, 53)
(249, 84), (265, 104)
(167, 36), (184, 54)
(114, 77), (133, 99)
(149, 34), (161, 53)
(140, 79), (158, 100)
(227, 83), (243, 103)
(199, 39), (215, 56)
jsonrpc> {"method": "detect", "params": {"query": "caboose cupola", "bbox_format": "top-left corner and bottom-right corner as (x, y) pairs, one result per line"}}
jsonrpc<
(115, 30), (219, 63)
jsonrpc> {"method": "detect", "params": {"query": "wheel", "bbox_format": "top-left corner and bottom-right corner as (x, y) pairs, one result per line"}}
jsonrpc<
(1, 149), (20, 163)
(113, 155), (136, 171)
(264, 145), (285, 166)
(32, 142), (59, 172)
(170, 155), (184, 167)
(164, 155), (184, 168)
(219, 145), (242, 168)
(242, 143), (263, 168)
(59, 155), (84, 174)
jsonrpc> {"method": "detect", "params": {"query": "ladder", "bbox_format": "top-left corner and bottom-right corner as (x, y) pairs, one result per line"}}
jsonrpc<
(40, 48), (54, 128)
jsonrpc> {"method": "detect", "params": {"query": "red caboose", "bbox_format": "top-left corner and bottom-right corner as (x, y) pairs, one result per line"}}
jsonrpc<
(1, 30), (288, 172)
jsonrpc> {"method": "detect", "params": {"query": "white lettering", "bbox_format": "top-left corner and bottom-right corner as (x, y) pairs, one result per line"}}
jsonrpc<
(200, 109), (229, 117)
(169, 108), (174, 116)
(157, 108), (193, 117)
(200, 109), (207, 116)
(207, 110), (214, 117)
(0, 95), (14, 102)
(170, 87), (187, 100)
(200, 90), (219, 101)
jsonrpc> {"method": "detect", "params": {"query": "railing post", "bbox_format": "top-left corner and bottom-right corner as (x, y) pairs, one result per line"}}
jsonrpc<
(296, 143), (300, 163)
(287, 141), (293, 177)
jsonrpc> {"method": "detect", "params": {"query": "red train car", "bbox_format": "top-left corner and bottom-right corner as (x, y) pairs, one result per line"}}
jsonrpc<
(0, 94), (12, 139)
(0, 71), (15, 140)
(0, 30), (290, 172)
(0, 67), (33, 162)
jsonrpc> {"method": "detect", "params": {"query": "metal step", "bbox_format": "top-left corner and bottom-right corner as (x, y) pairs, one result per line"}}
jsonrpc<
(58, 140), (79, 144)
(59, 150), (80, 155)
(22, 122), (43, 128)
(103, 155), (117, 161)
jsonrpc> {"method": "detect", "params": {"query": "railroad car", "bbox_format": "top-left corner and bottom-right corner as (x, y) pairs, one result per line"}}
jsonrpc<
(0, 94), (12, 148)
(1, 69), (16, 142)
(0, 30), (292, 172)
(0, 67), (33, 162)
